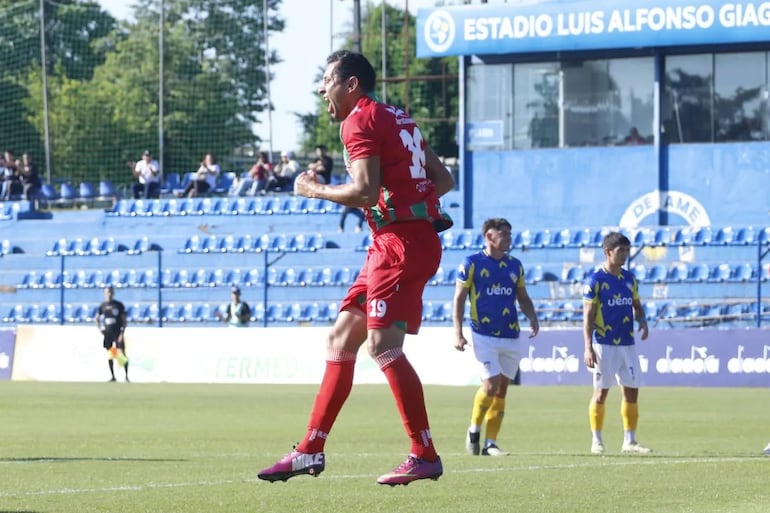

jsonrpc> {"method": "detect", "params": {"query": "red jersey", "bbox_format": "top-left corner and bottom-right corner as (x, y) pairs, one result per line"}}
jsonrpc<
(341, 95), (453, 233)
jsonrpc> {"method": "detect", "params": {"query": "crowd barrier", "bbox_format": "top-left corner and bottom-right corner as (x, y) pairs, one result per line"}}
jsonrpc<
(2, 326), (768, 387)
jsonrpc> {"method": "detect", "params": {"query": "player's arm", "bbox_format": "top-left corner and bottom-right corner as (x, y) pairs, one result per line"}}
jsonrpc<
(582, 300), (598, 368)
(452, 281), (470, 351)
(118, 310), (127, 341)
(94, 309), (103, 331)
(424, 145), (455, 198)
(295, 156), (380, 208)
(632, 298), (649, 340)
(516, 285), (539, 338)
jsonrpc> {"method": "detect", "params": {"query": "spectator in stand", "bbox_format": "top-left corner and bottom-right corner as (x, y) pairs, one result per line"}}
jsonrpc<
(214, 286), (252, 327)
(624, 127), (646, 145)
(230, 152), (272, 196)
(18, 153), (41, 201)
(132, 150), (161, 199)
(1, 150), (21, 200)
(268, 150), (299, 192)
(180, 152), (220, 198)
(308, 144), (333, 184)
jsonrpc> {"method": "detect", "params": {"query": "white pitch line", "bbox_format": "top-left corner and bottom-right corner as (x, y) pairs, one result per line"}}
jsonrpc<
(0, 455), (761, 498)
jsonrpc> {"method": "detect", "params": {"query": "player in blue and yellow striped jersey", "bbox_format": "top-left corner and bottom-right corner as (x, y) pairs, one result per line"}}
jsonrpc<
(453, 218), (539, 456)
(583, 231), (650, 454)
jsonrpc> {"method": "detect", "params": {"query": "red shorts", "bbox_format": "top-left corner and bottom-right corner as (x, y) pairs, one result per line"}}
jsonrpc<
(341, 220), (441, 334)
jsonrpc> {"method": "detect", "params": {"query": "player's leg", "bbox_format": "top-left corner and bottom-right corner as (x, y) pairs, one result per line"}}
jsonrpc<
(618, 346), (651, 453)
(257, 307), (367, 482)
(466, 333), (499, 455)
(117, 342), (129, 382)
(371, 222), (443, 485)
(105, 338), (116, 381)
(370, 324), (443, 485)
(482, 341), (519, 456)
(588, 343), (614, 453)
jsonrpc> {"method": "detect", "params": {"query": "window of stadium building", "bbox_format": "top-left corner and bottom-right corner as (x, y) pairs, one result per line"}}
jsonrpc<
(466, 57), (654, 150)
(664, 52), (770, 143)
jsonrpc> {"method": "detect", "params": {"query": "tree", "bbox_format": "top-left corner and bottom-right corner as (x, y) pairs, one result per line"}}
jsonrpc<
(22, 0), (285, 185)
(1, 0), (116, 171)
(300, 2), (458, 158)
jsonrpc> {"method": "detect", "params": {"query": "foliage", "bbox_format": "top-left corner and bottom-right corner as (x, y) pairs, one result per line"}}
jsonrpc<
(8, 0), (284, 185)
(302, 2), (459, 159)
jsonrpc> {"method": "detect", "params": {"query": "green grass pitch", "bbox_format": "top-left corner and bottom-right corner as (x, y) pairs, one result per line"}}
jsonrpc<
(1, 382), (768, 513)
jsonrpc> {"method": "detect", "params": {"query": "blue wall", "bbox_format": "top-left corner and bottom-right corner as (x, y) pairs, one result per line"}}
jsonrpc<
(468, 142), (770, 230)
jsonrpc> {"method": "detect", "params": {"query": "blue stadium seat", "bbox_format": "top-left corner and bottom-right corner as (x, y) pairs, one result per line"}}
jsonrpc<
(38, 183), (58, 207)
(127, 236), (162, 255)
(160, 172), (180, 196)
(173, 172), (196, 197)
(728, 263), (753, 283)
(643, 264), (667, 283)
(708, 263), (731, 282)
(231, 197), (256, 215)
(3, 304), (27, 323)
(732, 226), (755, 245)
(41, 270), (61, 289)
(712, 226), (734, 245)
(180, 235), (204, 254)
(56, 183), (76, 208)
(530, 230), (550, 248)
(243, 268), (264, 286)
(18, 272), (41, 289)
(77, 182), (97, 205)
(225, 269), (243, 286)
(630, 227), (654, 247)
(104, 270), (125, 288)
(90, 270), (106, 288)
(589, 228), (609, 247)
(692, 226), (713, 245)
(760, 227), (770, 245)
(566, 228), (592, 248)
(303, 198), (330, 214)
(669, 227), (693, 246)
(215, 172), (237, 195)
(666, 263), (688, 283)
(136, 269), (158, 288)
(47, 238), (73, 257)
(106, 199), (132, 217)
(685, 263), (710, 283)
(561, 265), (586, 284)
(525, 265), (544, 284)
(652, 227), (670, 246)
(550, 228), (571, 248)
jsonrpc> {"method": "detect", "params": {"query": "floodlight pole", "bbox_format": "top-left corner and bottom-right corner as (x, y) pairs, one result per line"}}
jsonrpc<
(39, 0), (53, 184)
(159, 0), (165, 182)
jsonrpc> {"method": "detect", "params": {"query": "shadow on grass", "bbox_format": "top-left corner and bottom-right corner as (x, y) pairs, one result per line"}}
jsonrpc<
(1, 457), (186, 463)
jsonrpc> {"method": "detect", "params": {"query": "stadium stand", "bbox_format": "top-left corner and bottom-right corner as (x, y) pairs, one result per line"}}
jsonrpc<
(0, 202), (767, 328)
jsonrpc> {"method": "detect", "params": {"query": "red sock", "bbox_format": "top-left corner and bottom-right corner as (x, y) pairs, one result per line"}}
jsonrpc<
(296, 356), (355, 454)
(378, 349), (438, 461)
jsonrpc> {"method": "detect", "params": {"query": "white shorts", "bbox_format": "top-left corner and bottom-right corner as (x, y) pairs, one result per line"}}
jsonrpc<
(591, 343), (643, 389)
(470, 332), (521, 380)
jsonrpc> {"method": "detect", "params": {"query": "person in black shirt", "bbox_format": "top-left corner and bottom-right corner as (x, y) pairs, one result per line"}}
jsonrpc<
(95, 285), (129, 382)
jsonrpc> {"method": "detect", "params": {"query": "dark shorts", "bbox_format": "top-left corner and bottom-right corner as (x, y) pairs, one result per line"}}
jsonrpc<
(341, 220), (441, 334)
(102, 331), (125, 351)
